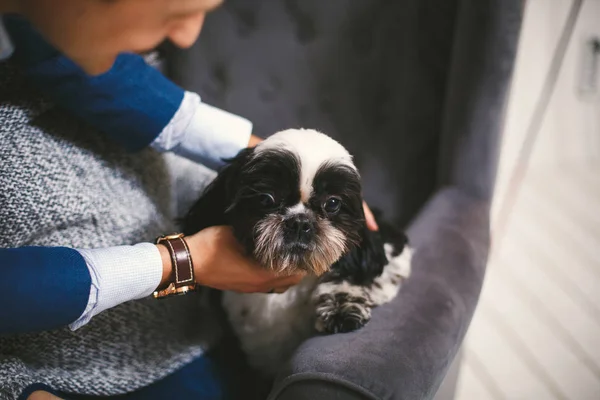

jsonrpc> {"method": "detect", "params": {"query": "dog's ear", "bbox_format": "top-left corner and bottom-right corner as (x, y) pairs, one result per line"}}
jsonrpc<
(329, 227), (388, 285)
(181, 148), (254, 235)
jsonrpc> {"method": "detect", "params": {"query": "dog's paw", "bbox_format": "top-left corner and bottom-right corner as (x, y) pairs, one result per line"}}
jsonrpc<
(314, 292), (372, 334)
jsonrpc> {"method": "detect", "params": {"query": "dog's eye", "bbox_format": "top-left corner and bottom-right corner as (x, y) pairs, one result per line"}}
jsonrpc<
(323, 197), (341, 214)
(258, 193), (276, 208)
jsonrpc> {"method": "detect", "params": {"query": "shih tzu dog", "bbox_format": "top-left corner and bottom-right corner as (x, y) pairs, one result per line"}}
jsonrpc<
(182, 129), (412, 375)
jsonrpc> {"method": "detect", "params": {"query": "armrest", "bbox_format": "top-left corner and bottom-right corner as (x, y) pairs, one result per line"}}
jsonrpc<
(268, 187), (490, 400)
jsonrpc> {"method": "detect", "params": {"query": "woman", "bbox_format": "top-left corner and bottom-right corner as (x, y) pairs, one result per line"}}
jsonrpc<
(0, 1), (377, 399)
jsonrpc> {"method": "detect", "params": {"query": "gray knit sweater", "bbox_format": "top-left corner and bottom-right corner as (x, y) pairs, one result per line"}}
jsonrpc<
(0, 60), (221, 399)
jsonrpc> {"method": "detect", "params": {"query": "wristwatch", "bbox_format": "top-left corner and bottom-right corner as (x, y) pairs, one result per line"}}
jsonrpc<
(153, 233), (197, 299)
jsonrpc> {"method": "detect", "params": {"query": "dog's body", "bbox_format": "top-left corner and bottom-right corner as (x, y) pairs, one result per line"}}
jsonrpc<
(183, 129), (412, 375)
(222, 234), (411, 375)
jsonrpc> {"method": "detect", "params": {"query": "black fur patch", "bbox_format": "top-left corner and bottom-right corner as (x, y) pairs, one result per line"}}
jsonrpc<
(182, 147), (302, 255)
(375, 208), (409, 257)
(324, 208), (408, 286)
(181, 147), (255, 234)
(326, 227), (387, 285)
(310, 163), (364, 247)
(226, 148), (302, 253)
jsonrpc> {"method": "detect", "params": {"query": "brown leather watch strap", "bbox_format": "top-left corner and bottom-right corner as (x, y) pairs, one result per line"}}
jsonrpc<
(161, 235), (194, 286)
(153, 233), (196, 299)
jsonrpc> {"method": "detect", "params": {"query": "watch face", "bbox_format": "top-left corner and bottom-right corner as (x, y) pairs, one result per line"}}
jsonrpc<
(154, 291), (189, 299)
(154, 284), (197, 299)
(176, 285), (196, 296)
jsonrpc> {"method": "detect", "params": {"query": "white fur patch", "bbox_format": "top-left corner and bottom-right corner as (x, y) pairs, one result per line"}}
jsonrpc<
(286, 202), (307, 215)
(221, 276), (319, 376)
(368, 244), (413, 305)
(256, 129), (356, 202)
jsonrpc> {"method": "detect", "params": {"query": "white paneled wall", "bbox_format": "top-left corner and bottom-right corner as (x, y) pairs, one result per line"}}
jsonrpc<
(493, 0), (600, 220)
(532, 0), (600, 166)
(457, 1), (600, 399)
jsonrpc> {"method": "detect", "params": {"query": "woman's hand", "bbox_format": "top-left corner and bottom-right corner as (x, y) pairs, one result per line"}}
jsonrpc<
(363, 201), (378, 231)
(158, 226), (305, 294)
(28, 391), (62, 400)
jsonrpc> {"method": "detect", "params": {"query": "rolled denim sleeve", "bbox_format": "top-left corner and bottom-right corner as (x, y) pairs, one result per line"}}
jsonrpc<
(4, 15), (252, 165)
(0, 247), (91, 334)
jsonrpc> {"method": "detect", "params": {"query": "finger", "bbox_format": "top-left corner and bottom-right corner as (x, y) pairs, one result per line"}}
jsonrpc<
(273, 286), (291, 294)
(363, 201), (379, 231)
(263, 286), (289, 294)
(28, 391), (63, 400)
(275, 273), (305, 287)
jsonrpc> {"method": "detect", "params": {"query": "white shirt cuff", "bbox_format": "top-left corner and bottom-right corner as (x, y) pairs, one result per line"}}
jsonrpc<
(151, 91), (252, 170)
(69, 243), (163, 330)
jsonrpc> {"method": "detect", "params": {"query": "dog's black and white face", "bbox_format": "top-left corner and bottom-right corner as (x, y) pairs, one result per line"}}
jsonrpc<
(183, 129), (365, 276)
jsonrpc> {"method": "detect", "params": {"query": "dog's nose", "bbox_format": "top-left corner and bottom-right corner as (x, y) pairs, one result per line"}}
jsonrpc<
(285, 215), (313, 239)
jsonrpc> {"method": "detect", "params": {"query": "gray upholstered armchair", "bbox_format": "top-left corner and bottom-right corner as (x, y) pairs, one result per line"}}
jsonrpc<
(165, 0), (523, 398)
